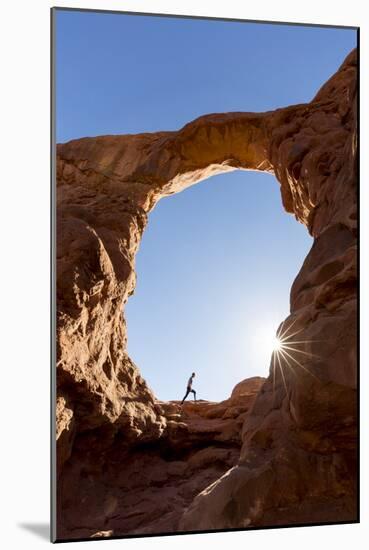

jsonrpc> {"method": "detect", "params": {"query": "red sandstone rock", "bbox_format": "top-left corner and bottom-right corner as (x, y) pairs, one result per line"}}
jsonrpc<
(56, 379), (263, 539)
(55, 49), (357, 539)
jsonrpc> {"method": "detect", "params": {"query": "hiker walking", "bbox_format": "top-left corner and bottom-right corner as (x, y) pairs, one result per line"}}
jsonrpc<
(180, 372), (197, 405)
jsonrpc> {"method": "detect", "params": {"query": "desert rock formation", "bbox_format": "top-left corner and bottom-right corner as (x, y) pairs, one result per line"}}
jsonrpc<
(57, 378), (264, 538)
(55, 49), (357, 539)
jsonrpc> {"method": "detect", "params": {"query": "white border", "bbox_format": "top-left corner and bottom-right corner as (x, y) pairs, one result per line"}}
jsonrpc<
(1, 1), (367, 548)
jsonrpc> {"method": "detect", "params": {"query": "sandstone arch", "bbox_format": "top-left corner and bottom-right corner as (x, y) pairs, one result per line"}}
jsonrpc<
(55, 49), (357, 537)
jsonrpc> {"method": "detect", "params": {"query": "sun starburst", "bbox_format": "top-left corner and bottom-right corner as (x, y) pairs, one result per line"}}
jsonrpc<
(271, 320), (321, 402)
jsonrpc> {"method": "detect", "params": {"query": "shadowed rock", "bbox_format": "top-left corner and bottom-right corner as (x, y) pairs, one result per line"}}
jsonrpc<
(56, 378), (264, 539)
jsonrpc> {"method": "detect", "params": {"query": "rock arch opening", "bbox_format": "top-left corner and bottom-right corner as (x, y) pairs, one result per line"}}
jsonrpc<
(125, 168), (313, 403)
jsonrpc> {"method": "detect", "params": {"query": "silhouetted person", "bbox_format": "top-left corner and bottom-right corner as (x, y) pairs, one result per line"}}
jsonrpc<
(181, 372), (197, 405)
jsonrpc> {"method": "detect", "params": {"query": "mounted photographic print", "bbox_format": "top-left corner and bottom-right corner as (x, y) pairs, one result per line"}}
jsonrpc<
(51, 7), (359, 543)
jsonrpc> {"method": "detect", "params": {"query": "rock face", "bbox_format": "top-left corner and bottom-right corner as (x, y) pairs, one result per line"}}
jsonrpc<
(57, 377), (264, 539)
(55, 50), (357, 539)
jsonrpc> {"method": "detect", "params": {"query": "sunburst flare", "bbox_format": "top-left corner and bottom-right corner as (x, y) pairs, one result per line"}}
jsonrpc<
(271, 320), (321, 401)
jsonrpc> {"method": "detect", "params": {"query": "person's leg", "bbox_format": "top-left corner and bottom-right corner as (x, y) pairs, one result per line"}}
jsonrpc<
(181, 388), (190, 405)
(191, 389), (197, 402)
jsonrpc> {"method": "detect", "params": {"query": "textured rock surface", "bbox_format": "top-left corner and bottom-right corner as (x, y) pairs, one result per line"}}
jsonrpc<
(57, 378), (264, 539)
(55, 49), (357, 539)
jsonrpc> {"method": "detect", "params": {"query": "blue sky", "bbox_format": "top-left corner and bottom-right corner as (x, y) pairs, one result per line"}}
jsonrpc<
(56, 10), (356, 401)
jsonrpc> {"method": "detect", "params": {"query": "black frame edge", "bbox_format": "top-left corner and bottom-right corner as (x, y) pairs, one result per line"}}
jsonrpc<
(50, 6), (57, 544)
